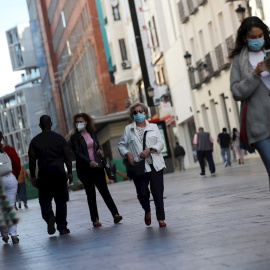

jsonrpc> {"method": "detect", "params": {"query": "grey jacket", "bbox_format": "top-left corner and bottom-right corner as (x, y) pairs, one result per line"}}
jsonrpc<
(230, 46), (270, 144)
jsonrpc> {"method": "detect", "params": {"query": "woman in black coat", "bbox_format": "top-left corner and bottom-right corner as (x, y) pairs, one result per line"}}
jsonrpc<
(70, 113), (122, 227)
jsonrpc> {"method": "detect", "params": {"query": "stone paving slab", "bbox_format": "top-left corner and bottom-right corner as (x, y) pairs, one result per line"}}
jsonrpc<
(1, 157), (270, 270)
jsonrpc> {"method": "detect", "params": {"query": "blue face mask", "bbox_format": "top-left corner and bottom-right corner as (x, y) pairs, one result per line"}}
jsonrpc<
(133, 112), (145, 123)
(248, 37), (265, 51)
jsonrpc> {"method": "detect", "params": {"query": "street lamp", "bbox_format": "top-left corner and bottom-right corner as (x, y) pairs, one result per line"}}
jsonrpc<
(235, 4), (246, 22)
(183, 51), (207, 72)
(147, 86), (155, 98)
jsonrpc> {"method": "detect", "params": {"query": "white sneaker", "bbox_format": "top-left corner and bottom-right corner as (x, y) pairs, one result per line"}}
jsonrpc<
(211, 173), (216, 176)
(224, 162), (228, 167)
(200, 173), (206, 178)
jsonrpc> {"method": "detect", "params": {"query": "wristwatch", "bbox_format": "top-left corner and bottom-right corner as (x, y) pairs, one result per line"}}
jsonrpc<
(150, 147), (154, 152)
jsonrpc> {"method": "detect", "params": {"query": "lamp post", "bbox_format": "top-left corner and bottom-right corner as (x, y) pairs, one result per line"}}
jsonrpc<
(183, 51), (207, 72)
(128, 0), (154, 107)
(147, 86), (154, 98)
(235, 4), (246, 22)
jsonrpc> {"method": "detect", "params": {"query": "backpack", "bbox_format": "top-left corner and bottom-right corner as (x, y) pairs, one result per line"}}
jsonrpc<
(0, 152), (12, 176)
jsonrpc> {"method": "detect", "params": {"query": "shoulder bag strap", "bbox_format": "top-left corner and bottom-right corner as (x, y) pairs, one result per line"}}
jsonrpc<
(143, 131), (148, 151)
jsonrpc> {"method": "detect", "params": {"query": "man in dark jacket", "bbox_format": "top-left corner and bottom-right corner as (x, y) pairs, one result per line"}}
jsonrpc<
(174, 142), (186, 171)
(193, 127), (216, 177)
(217, 127), (232, 167)
(28, 115), (73, 235)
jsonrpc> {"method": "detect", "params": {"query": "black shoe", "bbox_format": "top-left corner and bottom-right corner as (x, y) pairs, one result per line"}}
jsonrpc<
(24, 204), (28, 209)
(114, 215), (123, 224)
(200, 173), (206, 178)
(18, 202), (21, 209)
(47, 216), (56, 235)
(59, 228), (70, 235)
(14, 204), (18, 211)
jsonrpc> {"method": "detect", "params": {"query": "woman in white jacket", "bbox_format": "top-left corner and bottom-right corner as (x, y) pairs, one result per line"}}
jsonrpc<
(118, 102), (166, 227)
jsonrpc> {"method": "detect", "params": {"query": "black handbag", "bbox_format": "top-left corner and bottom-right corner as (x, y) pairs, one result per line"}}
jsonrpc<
(126, 131), (147, 179)
(98, 153), (116, 181)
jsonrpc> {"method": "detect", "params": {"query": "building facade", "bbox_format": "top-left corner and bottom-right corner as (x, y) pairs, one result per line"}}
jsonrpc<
(29, 0), (129, 136)
(0, 88), (46, 164)
(176, 0), (251, 162)
(5, 21), (52, 163)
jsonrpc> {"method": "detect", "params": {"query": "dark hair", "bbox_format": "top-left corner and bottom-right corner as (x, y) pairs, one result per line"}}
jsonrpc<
(229, 16), (270, 59)
(40, 115), (52, 130)
(232, 128), (237, 141)
(222, 127), (227, 132)
(73, 113), (96, 133)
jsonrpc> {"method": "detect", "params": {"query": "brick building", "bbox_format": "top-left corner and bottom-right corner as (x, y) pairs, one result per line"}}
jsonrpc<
(27, 0), (128, 135)
(26, 0), (130, 163)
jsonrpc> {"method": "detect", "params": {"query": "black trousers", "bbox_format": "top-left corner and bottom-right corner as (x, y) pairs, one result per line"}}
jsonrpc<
(133, 165), (165, 221)
(80, 167), (119, 222)
(197, 150), (216, 175)
(38, 180), (69, 231)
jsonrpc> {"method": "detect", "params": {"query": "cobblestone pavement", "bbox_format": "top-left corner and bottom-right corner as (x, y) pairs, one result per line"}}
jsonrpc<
(2, 157), (270, 270)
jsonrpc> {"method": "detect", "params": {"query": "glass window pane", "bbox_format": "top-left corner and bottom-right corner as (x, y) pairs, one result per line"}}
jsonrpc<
(3, 112), (10, 133)
(9, 108), (17, 131)
(15, 133), (23, 155)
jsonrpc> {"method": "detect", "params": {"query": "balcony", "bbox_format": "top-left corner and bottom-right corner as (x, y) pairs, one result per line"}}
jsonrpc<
(188, 37), (233, 90)
(114, 61), (133, 85)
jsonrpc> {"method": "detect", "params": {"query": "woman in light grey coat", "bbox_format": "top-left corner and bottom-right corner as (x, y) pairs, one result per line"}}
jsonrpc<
(230, 16), (270, 179)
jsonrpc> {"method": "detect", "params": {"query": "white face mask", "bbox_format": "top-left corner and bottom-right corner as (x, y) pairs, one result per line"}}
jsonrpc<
(76, 123), (86, 131)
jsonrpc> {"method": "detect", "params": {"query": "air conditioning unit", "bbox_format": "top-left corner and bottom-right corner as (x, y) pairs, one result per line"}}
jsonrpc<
(121, 60), (131, 69)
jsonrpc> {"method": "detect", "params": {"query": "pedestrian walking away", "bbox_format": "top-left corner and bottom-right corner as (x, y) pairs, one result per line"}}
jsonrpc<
(193, 127), (216, 177)
(28, 115), (73, 236)
(174, 142), (186, 171)
(70, 113), (122, 227)
(232, 128), (244, 165)
(230, 16), (270, 182)
(0, 132), (21, 244)
(118, 102), (167, 227)
(217, 128), (232, 167)
(15, 165), (29, 210)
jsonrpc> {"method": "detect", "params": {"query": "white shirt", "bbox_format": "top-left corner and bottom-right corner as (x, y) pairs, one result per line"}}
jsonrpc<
(249, 50), (270, 90)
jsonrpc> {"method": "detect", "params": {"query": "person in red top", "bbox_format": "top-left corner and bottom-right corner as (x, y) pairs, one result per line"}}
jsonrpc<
(0, 132), (21, 180)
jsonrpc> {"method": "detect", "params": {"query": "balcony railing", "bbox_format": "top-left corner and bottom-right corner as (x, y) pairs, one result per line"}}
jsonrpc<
(188, 38), (233, 89)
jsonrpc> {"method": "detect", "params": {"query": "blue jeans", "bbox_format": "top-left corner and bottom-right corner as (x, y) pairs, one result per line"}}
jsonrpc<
(253, 137), (270, 180)
(16, 183), (27, 204)
(221, 148), (231, 165)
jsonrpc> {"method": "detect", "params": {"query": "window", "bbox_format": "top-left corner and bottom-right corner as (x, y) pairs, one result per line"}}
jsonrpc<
(15, 44), (24, 67)
(148, 21), (155, 51)
(119, 39), (127, 61)
(113, 5), (120, 20)
(8, 32), (13, 44)
(3, 112), (10, 133)
(9, 109), (17, 131)
(152, 16), (159, 47)
(178, 0), (189, 23)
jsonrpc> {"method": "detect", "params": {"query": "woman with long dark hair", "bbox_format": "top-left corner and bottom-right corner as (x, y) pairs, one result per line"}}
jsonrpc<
(230, 16), (270, 179)
(70, 113), (122, 227)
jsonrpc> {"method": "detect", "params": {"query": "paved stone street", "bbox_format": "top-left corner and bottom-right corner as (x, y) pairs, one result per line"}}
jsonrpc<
(2, 157), (270, 270)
